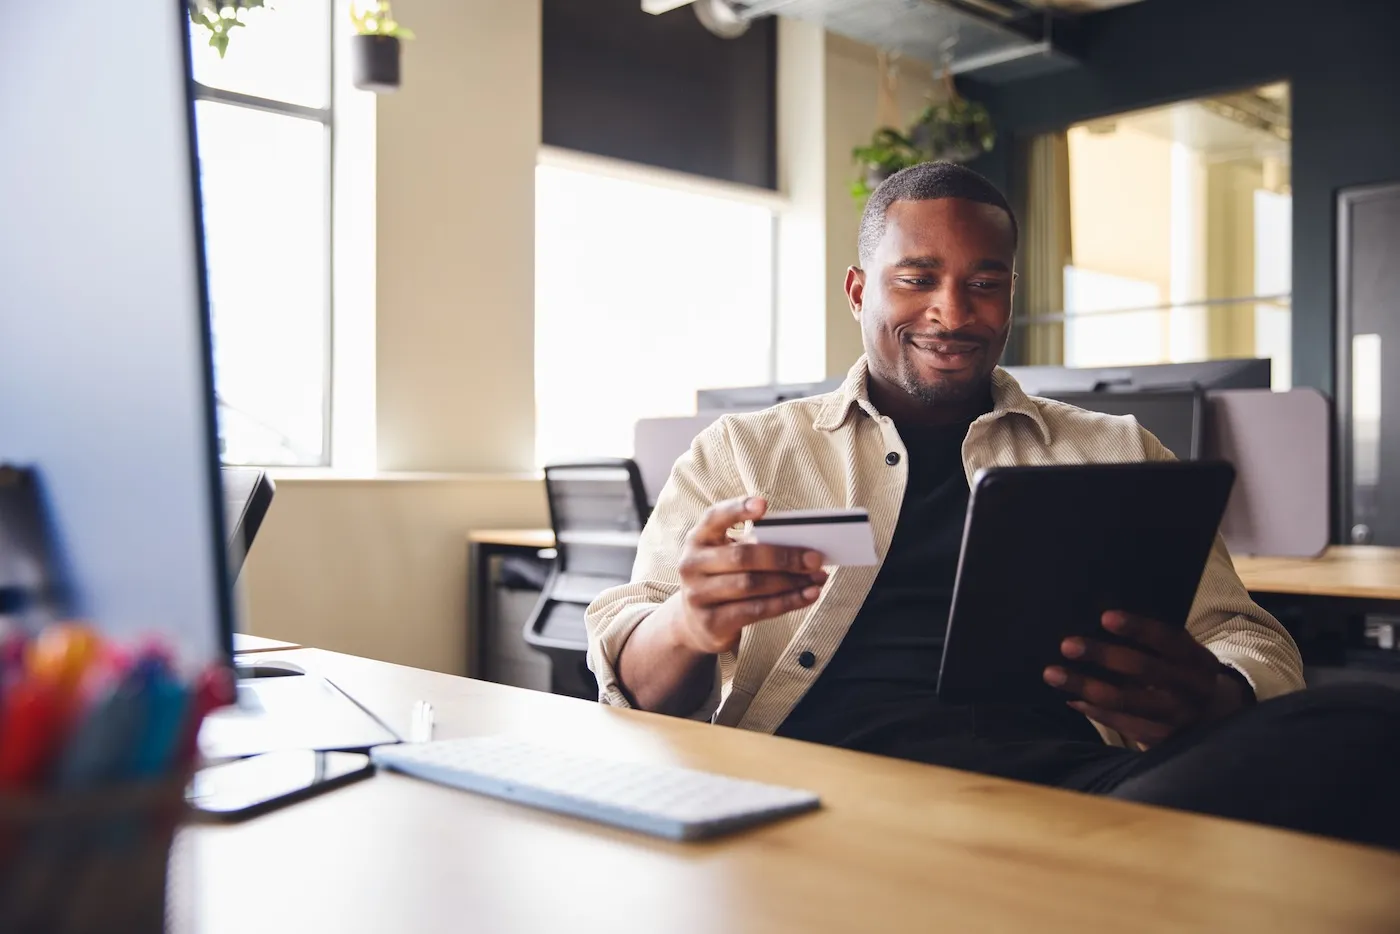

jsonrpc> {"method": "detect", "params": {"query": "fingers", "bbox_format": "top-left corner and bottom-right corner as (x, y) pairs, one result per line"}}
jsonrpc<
(1067, 701), (1173, 749)
(686, 569), (827, 608)
(1043, 665), (1184, 724)
(689, 496), (768, 547)
(1060, 636), (1215, 701)
(683, 541), (824, 577)
(1100, 611), (1217, 667)
(686, 586), (824, 652)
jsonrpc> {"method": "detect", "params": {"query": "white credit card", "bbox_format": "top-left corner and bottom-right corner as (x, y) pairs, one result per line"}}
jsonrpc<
(749, 508), (878, 567)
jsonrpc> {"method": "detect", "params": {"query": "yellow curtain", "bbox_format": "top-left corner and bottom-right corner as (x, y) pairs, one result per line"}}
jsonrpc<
(1023, 132), (1073, 366)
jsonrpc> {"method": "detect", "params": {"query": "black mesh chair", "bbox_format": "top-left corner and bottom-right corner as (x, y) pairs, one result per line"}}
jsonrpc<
(522, 459), (649, 700)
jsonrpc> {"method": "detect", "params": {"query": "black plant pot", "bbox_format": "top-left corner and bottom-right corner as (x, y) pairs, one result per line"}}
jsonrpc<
(351, 34), (401, 93)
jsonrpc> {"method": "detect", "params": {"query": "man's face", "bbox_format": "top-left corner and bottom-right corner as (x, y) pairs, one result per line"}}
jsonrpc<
(846, 198), (1016, 407)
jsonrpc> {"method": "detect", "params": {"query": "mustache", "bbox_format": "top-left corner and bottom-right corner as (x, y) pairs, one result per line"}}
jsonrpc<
(902, 329), (990, 348)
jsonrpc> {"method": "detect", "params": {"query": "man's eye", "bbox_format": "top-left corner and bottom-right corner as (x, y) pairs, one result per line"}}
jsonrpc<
(897, 277), (933, 287)
(969, 279), (1004, 290)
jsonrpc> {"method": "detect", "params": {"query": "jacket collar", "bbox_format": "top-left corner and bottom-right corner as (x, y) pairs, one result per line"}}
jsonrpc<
(812, 355), (1052, 445)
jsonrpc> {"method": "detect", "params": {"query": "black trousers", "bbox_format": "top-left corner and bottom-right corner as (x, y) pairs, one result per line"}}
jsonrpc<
(858, 684), (1400, 850)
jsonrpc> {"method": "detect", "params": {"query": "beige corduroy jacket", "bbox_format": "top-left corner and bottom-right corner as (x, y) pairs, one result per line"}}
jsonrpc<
(585, 357), (1305, 744)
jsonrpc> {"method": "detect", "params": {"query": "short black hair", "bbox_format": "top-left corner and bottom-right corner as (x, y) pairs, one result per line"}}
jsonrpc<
(857, 161), (1018, 265)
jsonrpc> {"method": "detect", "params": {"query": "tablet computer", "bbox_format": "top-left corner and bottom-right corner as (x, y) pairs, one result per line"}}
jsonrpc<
(936, 461), (1235, 706)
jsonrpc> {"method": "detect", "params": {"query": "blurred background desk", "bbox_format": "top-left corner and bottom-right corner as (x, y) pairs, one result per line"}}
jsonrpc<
(1234, 546), (1400, 686)
(1233, 546), (1400, 606)
(467, 529), (559, 689)
(232, 633), (302, 654)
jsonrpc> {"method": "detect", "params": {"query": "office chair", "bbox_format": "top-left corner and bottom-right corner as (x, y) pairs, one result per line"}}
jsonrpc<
(522, 459), (650, 700)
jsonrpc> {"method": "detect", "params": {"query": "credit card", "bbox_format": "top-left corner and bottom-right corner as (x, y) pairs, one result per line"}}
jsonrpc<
(748, 508), (878, 567)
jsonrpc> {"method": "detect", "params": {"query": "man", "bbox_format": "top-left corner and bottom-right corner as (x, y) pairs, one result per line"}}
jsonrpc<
(586, 162), (1400, 848)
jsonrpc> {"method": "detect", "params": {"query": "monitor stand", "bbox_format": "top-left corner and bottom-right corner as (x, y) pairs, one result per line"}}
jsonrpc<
(235, 658), (305, 680)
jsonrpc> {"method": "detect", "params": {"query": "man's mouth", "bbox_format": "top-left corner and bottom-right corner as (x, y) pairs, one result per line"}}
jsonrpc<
(906, 336), (984, 368)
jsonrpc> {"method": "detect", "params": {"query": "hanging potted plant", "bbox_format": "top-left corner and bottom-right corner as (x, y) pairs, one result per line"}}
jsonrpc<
(187, 0), (266, 58)
(351, 2), (415, 93)
(909, 70), (996, 165)
(851, 127), (926, 201)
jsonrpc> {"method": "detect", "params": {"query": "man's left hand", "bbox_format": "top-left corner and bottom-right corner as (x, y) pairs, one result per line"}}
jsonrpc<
(1043, 611), (1253, 748)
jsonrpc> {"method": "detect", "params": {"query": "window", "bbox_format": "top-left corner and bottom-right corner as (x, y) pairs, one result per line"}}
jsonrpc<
(190, 2), (333, 466)
(534, 158), (776, 467)
(1051, 83), (1292, 383)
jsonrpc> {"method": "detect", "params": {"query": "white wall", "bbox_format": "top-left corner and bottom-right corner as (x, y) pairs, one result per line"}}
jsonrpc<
(375, 0), (541, 473)
(241, 476), (547, 673)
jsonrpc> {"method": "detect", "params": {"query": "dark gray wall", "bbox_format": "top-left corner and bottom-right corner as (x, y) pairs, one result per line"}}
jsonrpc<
(542, 0), (777, 190)
(965, 0), (1400, 395)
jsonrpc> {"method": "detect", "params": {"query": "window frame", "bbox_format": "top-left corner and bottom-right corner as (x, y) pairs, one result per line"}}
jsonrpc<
(192, 4), (336, 467)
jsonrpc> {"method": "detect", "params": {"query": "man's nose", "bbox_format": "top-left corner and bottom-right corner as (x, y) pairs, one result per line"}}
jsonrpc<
(926, 283), (975, 330)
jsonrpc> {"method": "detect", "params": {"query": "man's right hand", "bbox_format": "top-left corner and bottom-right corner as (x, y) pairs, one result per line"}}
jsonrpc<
(614, 496), (826, 714)
(670, 496), (828, 655)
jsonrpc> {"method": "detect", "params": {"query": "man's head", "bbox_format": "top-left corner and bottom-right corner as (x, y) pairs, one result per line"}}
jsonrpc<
(847, 162), (1018, 414)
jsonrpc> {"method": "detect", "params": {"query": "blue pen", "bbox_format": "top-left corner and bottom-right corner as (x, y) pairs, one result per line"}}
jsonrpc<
(53, 662), (150, 790)
(129, 666), (190, 779)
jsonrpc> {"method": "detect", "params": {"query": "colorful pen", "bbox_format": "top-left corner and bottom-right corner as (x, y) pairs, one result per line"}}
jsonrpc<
(0, 677), (65, 789)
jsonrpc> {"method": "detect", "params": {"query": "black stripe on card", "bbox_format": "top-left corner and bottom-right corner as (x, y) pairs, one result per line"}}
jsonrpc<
(753, 513), (869, 528)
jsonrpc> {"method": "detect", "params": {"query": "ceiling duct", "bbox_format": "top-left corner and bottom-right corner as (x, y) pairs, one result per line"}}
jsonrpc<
(650, 0), (1077, 83)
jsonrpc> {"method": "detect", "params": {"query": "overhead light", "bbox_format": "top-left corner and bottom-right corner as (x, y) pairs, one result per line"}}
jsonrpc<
(693, 0), (750, 37)
(642, 0), (697, 13)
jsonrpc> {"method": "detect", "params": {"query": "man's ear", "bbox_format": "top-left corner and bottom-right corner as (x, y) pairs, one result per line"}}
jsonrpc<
(845, 266), (865, 320)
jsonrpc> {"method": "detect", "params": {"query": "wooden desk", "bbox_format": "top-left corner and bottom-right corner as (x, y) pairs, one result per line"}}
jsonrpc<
(468, 528), (556, 551)
(1234, 546), (1400, 605)
(187, 648), (1400, 933)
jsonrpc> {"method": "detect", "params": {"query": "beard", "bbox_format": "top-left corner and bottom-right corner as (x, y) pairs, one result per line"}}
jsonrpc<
(886, 341), (994, 406)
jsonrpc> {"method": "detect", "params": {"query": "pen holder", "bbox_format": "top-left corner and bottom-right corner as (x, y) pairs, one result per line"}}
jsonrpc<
(0, 779), (187, 934)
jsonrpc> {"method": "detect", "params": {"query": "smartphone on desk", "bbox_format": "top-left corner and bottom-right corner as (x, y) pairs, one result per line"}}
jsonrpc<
(188, 750), (375, 821)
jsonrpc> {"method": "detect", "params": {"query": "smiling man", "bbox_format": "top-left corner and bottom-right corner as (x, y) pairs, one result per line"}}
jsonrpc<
(586, 162), (1400, 848)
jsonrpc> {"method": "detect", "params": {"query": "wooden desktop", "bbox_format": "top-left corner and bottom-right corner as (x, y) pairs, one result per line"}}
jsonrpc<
(186, 647), (1400, 933)
(1231, 546), (1400, 603)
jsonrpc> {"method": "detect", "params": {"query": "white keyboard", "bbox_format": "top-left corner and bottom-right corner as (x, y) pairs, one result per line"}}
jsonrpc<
(370, 736), (820, 841)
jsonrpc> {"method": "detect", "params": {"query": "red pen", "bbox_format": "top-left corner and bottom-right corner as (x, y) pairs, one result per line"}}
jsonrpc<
(175, 665), (235, 767)
(0, 677), (66, 789)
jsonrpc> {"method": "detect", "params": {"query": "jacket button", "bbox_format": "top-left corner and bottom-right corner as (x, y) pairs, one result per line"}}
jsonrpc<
(885, 451), (901, 466)
(797, 650), (816, 669)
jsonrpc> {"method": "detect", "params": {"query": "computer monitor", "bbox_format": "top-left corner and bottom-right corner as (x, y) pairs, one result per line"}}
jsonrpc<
(1004, 359), (1272, 396)
(223, 467), (276, 578)
(0, 3), (231, 668)
(1046, 390), (1206, 461)
(696, 377), (844, 414)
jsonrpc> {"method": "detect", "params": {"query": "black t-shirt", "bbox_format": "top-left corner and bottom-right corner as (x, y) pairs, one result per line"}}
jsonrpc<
(777, 410), (1098, 754)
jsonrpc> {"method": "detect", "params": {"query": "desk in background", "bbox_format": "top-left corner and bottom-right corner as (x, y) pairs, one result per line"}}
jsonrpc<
(232, 633), (302, 654)
(185, 647), (1400, 933)
(467, 529), (558, 685)
(1233, 546), (1400, 607)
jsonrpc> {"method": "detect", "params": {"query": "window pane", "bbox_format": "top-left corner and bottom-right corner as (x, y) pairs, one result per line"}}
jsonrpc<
(195, 101), (329, 466)
(1061, 83), (1290, 371)
(1063, 266), (1164, 368)
(190, 1), (331, 108)
(535, 165), (774, 467)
